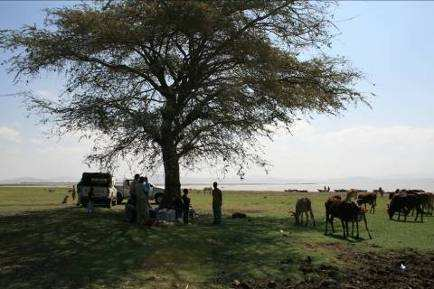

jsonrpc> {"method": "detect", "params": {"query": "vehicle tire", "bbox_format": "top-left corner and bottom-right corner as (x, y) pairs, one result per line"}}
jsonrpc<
(155, 193), (163, 205)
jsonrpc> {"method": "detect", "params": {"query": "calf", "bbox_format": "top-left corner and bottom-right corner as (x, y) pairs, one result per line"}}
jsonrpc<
(357, 192), (377, 213)
(325, 196), (372, 239)
(324, 196), (342, 236)
(290, 197), (315, 226)
(388, 193), (424, 222)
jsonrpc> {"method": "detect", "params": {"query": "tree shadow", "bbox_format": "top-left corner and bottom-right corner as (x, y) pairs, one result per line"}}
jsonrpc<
(0, 207), (348, 289)
(0, 204), (62, 207)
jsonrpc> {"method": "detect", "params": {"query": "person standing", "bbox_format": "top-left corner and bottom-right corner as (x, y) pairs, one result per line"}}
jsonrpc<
(378, 187), (384, 197)
(135, 177), (145, 225)
(125, 175), (139, 223)
(71, 185), (76, 201)
(212, 182), (222, 225)
(182, 189), (191, 224)
(130, 174), (140, 198)
(143, 176), (151, 222)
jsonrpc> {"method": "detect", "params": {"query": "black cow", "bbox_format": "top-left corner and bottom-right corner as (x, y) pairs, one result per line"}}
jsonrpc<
(388, 193), (424, 222)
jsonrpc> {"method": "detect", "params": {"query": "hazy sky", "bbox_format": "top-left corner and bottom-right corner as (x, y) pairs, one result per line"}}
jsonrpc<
(1, 1), (434, 181)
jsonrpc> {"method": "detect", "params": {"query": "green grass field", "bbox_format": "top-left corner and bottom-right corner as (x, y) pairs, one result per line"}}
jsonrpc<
(0, 187), (433, 289)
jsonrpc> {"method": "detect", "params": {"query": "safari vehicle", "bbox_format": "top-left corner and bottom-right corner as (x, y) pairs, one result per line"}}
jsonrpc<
(116, 179), (165, 204)
(77, 172), (118, 208)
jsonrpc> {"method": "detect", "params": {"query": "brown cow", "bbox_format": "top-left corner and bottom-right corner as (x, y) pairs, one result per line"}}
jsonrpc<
(290, 198), (315, 226)
(357, 192), (377, 213)
(325, 196), (372, 239)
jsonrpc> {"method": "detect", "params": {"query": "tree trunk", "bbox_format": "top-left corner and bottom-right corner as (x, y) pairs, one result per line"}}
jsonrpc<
(159, 97), (181, 208)
(160, 144), (181, 208)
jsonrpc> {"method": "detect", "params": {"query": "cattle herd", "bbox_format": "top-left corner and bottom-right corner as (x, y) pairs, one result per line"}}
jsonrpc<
(291, 189), (434, 239)
(388, 190), (433, 222)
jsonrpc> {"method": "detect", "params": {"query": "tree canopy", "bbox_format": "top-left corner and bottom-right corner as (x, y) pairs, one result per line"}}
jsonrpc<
(1, 0), (365, 200)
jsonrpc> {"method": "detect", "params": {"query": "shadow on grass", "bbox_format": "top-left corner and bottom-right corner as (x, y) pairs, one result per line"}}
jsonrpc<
(389, 219), (425, 223)
(388, 213), (434, 223)
(0, 204), (63, 207)
(0, 207), (351, 289)
(324, 233), (369, 243)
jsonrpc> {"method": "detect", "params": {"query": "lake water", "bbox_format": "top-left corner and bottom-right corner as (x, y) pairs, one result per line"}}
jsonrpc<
(175, 179), (434, 192)
(3, 178), (434, 192)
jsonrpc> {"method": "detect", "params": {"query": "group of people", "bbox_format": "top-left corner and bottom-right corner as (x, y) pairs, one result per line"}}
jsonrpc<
(128, 174), (223, 226)
(127, 174), (222, 225)
(130, 174), (152, 224)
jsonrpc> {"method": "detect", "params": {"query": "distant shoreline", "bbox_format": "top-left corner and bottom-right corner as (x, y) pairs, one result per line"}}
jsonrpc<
(1, 180), (433, 192)
(0, 183), (73, 187)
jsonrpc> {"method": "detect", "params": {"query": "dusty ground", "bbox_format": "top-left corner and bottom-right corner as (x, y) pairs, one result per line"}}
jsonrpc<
(231, 249), (434, 289)
(342, 250), (434, 289)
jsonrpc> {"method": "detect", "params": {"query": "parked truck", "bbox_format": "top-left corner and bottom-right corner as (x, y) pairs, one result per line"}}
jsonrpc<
(77, 172), (118, 208)
(115, 179), (165, 204)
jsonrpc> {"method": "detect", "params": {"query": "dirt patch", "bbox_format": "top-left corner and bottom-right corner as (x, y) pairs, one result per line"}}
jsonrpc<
(304, 242), (349, 252)
(342, 249), (434, 289)
(304, 241), (357, 263)
(231, 250), (434, 289)
(318, 242), (347, 251)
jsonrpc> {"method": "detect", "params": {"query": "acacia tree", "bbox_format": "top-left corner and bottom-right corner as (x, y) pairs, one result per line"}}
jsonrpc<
(1, 0), (364, 204)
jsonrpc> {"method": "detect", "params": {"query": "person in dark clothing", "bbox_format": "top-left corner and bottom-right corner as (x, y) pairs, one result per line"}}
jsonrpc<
(130, 174), (140, 198)
(71, 185), (76, 201)
(182, 189), (191, 224)
(135, 177), (146, 225)
(378, 187), (385, 197)
(124, 174), (141, 223)
(212, 182), (222, 224)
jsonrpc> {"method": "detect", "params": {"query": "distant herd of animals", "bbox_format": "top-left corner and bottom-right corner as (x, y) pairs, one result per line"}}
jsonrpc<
(289, 189), (434, 240)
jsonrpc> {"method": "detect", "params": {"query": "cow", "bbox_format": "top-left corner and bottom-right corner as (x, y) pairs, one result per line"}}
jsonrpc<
(325, 196), (372, 239)
(290, 197), (315, 226)
(357, 192), (377, 213)
(388, 193), (424, 222)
